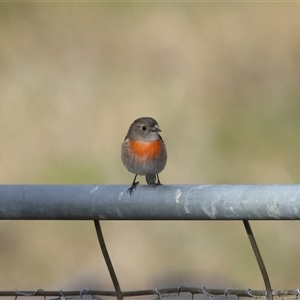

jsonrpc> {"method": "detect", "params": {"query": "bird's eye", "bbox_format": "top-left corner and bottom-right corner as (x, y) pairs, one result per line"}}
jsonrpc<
(141, 125), (147, 131)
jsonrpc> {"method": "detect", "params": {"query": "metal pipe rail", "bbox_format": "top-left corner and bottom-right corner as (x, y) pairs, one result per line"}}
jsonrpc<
(0, 184), (300, 220)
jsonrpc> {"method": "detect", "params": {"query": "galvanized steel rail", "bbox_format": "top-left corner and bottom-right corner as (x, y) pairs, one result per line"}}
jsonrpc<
(0, 184), (300, 220)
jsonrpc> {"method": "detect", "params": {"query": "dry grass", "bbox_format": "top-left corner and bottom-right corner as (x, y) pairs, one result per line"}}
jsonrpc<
(1, 3), (300, 291)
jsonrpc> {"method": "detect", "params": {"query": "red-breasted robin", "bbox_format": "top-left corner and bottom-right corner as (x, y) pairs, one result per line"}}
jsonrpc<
(121, 117), (167, 195)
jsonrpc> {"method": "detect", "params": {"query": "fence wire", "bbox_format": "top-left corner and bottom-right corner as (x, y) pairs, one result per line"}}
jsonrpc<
(0, 287), (300, 300)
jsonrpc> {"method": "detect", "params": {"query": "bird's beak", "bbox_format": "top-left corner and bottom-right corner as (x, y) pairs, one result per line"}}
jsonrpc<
(153, 125), (161, 132)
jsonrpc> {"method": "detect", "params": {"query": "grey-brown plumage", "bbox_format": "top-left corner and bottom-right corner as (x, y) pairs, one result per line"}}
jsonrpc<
(121, 117), (167, 195)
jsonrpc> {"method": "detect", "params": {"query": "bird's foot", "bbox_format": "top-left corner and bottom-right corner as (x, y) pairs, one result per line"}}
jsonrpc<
(127, 179), (139, 195)
(152, 175), (162, 188)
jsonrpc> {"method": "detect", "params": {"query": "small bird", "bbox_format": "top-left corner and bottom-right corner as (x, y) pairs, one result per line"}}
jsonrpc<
(121, 117), (167, 195)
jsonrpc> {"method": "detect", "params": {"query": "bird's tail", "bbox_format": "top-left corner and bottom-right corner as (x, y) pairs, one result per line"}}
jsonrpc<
(146, 174), (157, 185)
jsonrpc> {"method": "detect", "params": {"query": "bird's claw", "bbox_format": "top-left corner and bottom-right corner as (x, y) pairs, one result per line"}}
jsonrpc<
(127, 181), (140, 195)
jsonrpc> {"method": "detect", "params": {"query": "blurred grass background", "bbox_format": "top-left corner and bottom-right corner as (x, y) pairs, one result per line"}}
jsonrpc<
(1, 2), (300, 293)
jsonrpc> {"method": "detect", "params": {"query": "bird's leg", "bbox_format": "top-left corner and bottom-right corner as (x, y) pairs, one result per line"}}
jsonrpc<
(156, 174), (162, 185)
(127, 174), (139, 195)
(152, 174), (162, 187)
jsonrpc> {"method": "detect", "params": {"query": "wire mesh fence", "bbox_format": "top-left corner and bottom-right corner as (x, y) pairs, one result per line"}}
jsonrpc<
(1, 287), (300, 300)
(1, 185), (300, 300)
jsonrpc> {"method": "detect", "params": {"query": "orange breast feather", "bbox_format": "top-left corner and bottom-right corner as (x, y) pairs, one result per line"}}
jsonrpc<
(130, 140), (161, 159)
